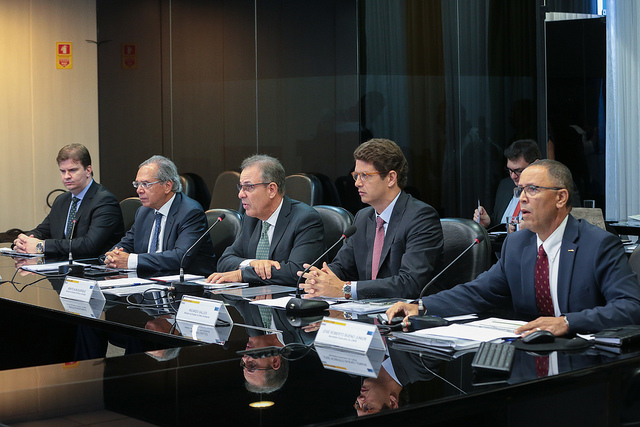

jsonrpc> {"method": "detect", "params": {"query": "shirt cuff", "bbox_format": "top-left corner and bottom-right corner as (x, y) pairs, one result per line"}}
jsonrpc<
(239, 259), (254, 269)
(128, 253), (138, 270)
(350, 281), (358, 300)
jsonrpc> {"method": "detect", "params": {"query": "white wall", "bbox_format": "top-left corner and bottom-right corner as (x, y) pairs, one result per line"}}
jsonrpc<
(0, 0), (98, 231)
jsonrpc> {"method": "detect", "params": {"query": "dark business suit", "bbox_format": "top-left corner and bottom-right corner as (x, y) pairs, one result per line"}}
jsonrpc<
(329, 191), (443, 299)
(491, 177), (516, 225)
(423, 215), (640, 333)
(113, 192), (215, 275)
(217, 196), (324, 285)
(29, 181), (124, 257)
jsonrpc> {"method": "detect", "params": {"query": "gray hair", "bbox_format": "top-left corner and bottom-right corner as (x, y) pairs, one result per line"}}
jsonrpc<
(241, 154), (286, 195)
(530, 159), (573, 207)
(140, 155), (182, 193)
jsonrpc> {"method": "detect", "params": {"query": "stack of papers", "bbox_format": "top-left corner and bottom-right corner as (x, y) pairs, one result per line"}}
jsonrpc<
(391, 317), (524, 357)
(0, 248), (43, 258)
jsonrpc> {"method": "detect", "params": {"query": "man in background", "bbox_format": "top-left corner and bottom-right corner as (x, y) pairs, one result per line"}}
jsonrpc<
(13, 143), (124, 257)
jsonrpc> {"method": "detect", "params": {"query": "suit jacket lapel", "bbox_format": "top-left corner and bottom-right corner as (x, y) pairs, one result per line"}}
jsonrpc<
(521, 233), (538, 310)
(557, 216), (579, 312)
(74, 181), (97, 222)
(377, 192), (407, 271)
(365, 209), (376, 279)
(162, 193), (182, 248)
(269, 196), (291, 258)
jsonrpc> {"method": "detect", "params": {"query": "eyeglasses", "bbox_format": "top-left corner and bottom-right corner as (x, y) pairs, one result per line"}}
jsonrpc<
(237, 182), (270, 193)
(353, 400), (378, 414)
(240, 359), (274, 373)
(351, 171), (382, 182)
(514, 185), (564, 198)
(132, 180), (162, 189)
(505, 166), (526, 176)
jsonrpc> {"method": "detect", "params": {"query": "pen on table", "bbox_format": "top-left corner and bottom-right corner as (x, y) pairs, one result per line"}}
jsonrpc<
(101, 282), (144, 290)
(476, 199), (482, 224)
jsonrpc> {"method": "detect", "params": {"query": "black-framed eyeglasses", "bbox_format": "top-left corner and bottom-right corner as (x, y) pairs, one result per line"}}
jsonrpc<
(505, 166), (526, 176)
(236, 182), (270, 192)
(132, 180), (162, 189)
(240, 359), (274, 373)
(514, 185), (564, 198)
(353, 400), (378, 414)
(351, 171), (382, 182)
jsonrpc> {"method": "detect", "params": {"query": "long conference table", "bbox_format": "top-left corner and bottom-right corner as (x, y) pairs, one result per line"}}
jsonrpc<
(1, 252), (640, 426)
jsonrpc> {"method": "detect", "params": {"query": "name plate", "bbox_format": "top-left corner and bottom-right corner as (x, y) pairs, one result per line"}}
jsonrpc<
(314, 317), (385, 353)
(60, 277), (105, 302)
(176, 296), (233, 328)
(316, 346), (386, 377)
(176, 320), (232, 344)
(60, 297), (106, 319)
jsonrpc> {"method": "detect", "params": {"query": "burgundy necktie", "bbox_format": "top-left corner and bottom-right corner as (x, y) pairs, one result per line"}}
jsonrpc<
(535, 244), (554, 316)
(535, 355), (549, 377)
(371, 216), (385, 279)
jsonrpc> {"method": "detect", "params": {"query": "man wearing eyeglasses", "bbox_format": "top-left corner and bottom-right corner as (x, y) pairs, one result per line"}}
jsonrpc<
(299, 138), (443, 299)
(206, 154), (324, 284)
(103, 155), (214, 274)
(13, 143), (124, 257)
(474, 139), (540, 230)
(388, 159), (640, 336)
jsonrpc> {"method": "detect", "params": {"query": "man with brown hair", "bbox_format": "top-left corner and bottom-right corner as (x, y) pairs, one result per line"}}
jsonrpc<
(13, 143), (124, 257)
(299, 138), (443, 299)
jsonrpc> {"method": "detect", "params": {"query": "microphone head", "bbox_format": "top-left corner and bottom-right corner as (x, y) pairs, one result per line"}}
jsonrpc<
(474, 234), (485, 244)
(343, 225), (357, 239)
(218, 213), (226, 221)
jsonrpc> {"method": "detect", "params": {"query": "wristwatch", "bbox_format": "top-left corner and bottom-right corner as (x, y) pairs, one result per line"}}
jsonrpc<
(342, 281), (352, 300)
(36, 241), (44, 254)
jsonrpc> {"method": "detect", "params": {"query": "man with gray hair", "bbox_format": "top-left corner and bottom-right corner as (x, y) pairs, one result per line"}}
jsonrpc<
(104, 155), (214, 274)
(388, 159), (640, 336)
(207, 154), (324, 285)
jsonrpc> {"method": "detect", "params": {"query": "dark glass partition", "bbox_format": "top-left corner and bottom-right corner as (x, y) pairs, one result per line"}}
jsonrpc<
(98, 0), (549, 218)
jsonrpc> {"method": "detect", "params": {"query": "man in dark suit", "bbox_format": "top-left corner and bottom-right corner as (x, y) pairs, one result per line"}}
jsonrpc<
(299, 138), (443, 299)
(207, 154), (324, 285)
(13, 143), (124, 257)
(474, 139), (540, 230)
(388, 159), (640, 336)
(104, 155), (214, 275)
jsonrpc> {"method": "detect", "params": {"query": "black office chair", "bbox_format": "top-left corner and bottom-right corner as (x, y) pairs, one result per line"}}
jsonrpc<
(206, 208), (242, 260)
(309, 172), (342, 206)
(181, 172), (211, 211)
(629, 246), (640, 286)
(425, 218), (491, 295)
(210, 171), (242, 212)
(119, 197), (142, 232)
(285, 173), (323, 206)
(314, 205), (354, 262)
(180, 175), (196, 200)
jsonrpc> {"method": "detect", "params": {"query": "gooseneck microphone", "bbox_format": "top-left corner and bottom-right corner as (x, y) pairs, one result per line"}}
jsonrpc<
(287, 225), (357, 315)
(171, 213), (225, 298)
(59, 220), (84, 275)
(417, 234), (485, 313)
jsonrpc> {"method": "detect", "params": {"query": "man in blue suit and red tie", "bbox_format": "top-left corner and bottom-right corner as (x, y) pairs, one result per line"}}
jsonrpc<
(387, 159), (640, 335)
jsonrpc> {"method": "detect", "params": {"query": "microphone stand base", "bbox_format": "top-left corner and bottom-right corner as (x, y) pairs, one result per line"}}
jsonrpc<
(59, 264), (85, 276)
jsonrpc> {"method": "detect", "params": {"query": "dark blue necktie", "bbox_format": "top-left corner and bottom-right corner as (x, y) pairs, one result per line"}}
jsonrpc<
(149, 212), (163, 253)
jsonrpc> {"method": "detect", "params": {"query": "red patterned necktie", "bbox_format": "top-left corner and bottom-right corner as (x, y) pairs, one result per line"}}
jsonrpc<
(535, 355), (549, 377)
(371, 216), (385, 279)
(535, 244), (554, 316)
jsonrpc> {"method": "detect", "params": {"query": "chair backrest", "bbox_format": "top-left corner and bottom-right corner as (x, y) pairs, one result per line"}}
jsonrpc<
(314, 205), (354, 262)
(426, 218), (491, 296)
(629, 245), (640, 286)
(210, 171), (242, 211)
(206, 208), (242, 260)
(180, 175), (196, 200)
(182, 172), (211, 211)
(571, 207), (606, 230)
(120, 197), (142, 232)
(285, 173), (323, 206)
(309, 172), (342, 206)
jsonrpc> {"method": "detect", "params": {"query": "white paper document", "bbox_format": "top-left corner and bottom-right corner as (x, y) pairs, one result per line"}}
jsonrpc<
(97, 277), (154, 288)
(20, 261), (89, 273)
